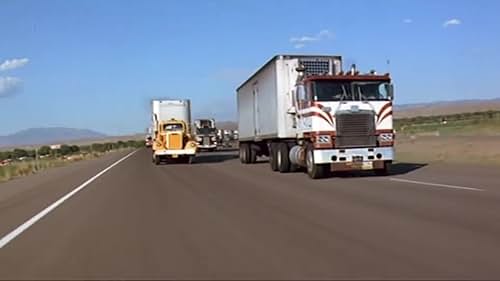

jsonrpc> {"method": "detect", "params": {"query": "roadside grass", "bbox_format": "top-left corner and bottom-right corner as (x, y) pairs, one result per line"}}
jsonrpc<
(397, 118), (500, 136)
(0, 149), (131, 183)
(395, 110), (500, 137)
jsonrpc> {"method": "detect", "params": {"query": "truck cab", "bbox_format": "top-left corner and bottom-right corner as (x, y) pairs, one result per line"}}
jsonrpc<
(293, 68), (395, 178)
(194, 119), (217, 152)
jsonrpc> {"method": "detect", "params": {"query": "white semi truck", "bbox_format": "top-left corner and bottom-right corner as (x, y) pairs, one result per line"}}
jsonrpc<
(151, 99), (197, 164)
(237, 55), (395, 178)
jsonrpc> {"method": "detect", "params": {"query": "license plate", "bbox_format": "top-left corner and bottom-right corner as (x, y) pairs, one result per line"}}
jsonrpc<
(352, 156), (363, 162)
(172, 154), (178, 158)
(361, 161), (373, 170)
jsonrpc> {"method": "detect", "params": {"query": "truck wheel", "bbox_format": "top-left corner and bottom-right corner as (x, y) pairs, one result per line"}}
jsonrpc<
(240, 143), (250, 164)
(375, 161), (391, 176)
(154, 155), (161, 165)
(305, 144), (329, 179)
(269, 143), (279, 171)
(249, 145), (257, 164)
(277, 142), (290, 173)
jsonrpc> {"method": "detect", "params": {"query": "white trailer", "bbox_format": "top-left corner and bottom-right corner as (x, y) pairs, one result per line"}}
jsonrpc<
(237, 55), (395, 178)
(152, 99), (192, 125)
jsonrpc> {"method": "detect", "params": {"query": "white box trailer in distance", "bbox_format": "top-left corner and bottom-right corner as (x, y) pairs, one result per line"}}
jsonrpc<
(237, 55), (395, 178)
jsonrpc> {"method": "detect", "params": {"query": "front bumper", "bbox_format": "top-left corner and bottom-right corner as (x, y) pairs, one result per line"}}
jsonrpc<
(198, 144), (217, 149)
(313, 147), (394, 165)
(154, 149), (196, 157)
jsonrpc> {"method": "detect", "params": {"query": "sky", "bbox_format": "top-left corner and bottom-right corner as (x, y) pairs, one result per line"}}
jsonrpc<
(1, 0), (500, 135)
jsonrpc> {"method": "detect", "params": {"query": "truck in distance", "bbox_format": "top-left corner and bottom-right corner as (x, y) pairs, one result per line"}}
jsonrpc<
(237, 55), (394, 179)
(194, 118), (217, 152)
(151, 99), (197, 164)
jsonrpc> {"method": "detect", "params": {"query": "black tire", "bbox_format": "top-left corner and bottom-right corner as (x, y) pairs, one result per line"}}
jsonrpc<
(249, 144), (257, 164)
(269, 143), (279, 171)
(305, 144), (329, 179)
(154, 155), (161, 165)
(277, 142), (291, 173)
(375, 161), (391, 176)
(240, 143), (250, 164)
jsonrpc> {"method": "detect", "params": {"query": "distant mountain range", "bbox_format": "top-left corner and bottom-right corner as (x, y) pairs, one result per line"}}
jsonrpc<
(394, 98), (500, 118)
(0, 127), (107, 148)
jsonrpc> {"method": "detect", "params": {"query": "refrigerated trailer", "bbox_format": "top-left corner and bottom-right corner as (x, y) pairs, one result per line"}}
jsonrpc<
(237, 55), (395, 178)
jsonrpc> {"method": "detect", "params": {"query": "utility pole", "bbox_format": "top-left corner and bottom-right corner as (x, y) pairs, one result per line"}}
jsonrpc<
(35, 147), (39, 172)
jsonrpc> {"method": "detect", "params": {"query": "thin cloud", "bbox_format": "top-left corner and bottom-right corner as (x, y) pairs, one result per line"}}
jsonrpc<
(403, 18), (413, 24)
(0, 58), (30, 71)
(443, 18), (461, 27)
(0, 76), (23, 97)
(294, 43), (305, 49)
(289, 29), (333, 48)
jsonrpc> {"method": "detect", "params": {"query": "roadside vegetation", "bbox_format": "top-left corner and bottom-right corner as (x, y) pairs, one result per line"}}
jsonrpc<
(395, 110), (500, 136)
(0, 140), (145, 183)
(394, 110), (500, 165)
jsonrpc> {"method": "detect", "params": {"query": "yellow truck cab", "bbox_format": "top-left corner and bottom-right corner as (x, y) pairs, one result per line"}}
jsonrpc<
(151, 100), (197, 165)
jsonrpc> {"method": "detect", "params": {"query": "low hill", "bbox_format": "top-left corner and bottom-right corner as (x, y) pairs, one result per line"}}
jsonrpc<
(0, 127), (107, 148)
(394, 98), (500, 118)
(217, 121), (238, 131)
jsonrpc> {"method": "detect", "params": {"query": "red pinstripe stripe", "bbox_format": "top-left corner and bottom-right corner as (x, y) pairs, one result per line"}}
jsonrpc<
(378, 110), (393, 124)
(377, 102), (392, 121)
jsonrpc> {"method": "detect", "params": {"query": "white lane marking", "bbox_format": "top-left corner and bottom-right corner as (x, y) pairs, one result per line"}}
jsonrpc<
(0, 150), (138, 249)
(389, 177), (484, 192)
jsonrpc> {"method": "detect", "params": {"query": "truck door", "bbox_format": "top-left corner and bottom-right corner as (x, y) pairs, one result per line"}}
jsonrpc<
(253, 83), (260, 136)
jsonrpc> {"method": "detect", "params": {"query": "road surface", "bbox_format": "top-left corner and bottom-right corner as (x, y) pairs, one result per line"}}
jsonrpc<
(1, 148), (500, 279)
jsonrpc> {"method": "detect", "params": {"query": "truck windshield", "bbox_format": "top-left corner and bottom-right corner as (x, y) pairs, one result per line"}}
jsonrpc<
(313, 80), (391, 101)
(353, 82), (391, 101)
(164, 123), (183, 131)
(314, 81), (352, 101)
(196, 127), (215, 135)
(199, 120), (213, 127)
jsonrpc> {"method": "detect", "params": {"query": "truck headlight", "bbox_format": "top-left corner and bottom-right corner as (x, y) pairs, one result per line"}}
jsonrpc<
(196, 136), (202, 142)
(211, 136), (216, 141)
(315, 135), (331, 144)
(378, 133), (394, 142)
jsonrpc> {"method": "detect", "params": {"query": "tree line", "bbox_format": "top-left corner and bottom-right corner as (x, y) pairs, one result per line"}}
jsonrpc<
(394, 110), (500, 129)
(0, 140), (145, 161)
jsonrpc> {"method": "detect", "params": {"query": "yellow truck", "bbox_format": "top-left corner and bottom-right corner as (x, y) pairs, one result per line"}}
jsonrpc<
(151, 99), (197, 165)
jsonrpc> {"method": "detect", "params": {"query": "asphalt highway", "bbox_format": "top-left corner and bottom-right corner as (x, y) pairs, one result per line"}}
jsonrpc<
(1, 148), (500, 279)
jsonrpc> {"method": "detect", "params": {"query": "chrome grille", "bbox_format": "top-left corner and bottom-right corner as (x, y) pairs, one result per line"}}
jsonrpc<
(203, 137), (210, 145)
(335, 111), (376, 148)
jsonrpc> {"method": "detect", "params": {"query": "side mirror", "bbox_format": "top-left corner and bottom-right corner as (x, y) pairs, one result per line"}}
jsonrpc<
(387, 84), (394, 101)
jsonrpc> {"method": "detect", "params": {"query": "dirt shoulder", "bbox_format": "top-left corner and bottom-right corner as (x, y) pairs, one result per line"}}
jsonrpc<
(395, 135), (500, 166)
